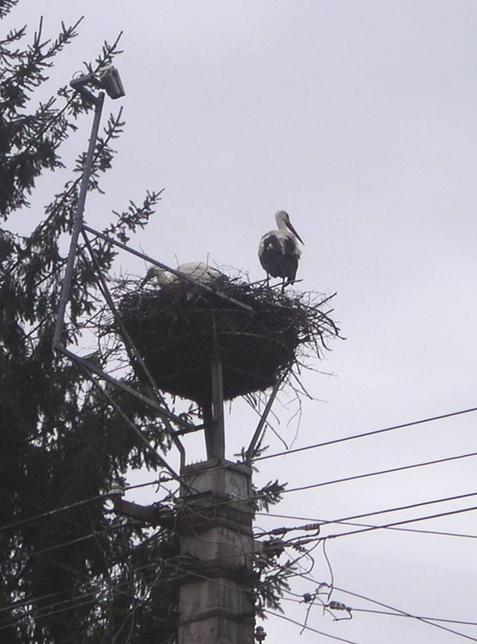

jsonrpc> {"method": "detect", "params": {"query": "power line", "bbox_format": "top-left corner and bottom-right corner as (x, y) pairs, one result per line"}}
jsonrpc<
(282, 450), (477, 497)
(0, 478), (162, 534)
(301, 576), (477, 642)
(0, 531), (175, 625)
(3, 534), (315, 637)
(5, 534), (474, 644)
(7, 515), (474, 644)
(146, 449), (477, 517)
(349, 607), (477, 628)
(2, 510), (265, 629)
(120, 449), (477, 516)
(257, 490), (477, 540)
(9, 500), (475, 638)
(142, 443), (477, 519)
(255, 404), (477, 462)
(2, 493), (251, 622)
(2, 490), (175, 570)
(281, 516), (477, 541)
(263, 610), (358, 644)
(95, 401), (477, 490)
(2, 553), (244, 636)
(0, 481), (210, 575)
(280, 595), (477, 628)
(6, 421), (476, 538)
(322, 503), (477, 542)
(0, 559), (162, 633)
(3, 413), (476, 636)
(280, 503), (477, 550)
(0, 480), (171, 623)
(2, 520), (140, 569)
(324, 489), (477, 533)
(91, 401), (477, 497)
(0, 577), (96, 620)
(0, 492), (104, 533)
(1, 539), (210, 634)
(7, 446), (472, 537)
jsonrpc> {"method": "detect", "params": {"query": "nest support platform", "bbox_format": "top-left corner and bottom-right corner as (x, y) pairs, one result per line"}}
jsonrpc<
(118, 280), (303, 405)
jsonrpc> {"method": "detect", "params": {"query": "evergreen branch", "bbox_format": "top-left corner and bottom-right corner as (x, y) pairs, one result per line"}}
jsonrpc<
(0, 0), (19, 20)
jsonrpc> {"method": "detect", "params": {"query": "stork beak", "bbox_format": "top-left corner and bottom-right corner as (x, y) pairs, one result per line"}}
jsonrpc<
(286, 220), (304, 245)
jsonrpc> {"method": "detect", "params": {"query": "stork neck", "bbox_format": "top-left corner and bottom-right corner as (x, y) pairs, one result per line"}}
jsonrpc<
(275, 212), (289, 232)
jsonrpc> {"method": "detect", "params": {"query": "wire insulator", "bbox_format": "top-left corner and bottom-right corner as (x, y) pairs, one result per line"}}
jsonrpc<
(328, 601), (349, 611)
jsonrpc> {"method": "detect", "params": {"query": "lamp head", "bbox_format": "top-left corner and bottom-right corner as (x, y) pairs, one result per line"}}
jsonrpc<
(70, 65), (125, 102)
(98, 65), (125, 99)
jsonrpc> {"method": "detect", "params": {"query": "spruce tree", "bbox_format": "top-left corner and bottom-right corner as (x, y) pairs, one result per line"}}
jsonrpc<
(0, 4), (178, 641)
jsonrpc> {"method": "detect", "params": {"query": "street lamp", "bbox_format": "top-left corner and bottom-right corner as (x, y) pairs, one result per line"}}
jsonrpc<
(52, 65), (125, 350)
(69, 64), (125, 102)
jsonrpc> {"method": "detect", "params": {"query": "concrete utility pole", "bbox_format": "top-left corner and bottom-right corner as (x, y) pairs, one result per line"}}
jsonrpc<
(172, 359), (256, 642)
(176, 458), (255, 644)
(108, 354), (269, 644)
(107, 318), (289, 644)
(112, 458), (257, 644)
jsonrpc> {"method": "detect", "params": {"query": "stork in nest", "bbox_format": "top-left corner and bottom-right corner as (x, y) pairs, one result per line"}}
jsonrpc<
(258, 211), (304, 290)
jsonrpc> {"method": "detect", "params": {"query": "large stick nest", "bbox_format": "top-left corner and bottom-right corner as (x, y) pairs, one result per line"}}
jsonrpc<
(114, 275), (339, 405)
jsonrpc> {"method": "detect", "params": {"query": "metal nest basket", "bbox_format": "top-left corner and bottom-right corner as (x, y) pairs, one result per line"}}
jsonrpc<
(115, 276), (339, 406)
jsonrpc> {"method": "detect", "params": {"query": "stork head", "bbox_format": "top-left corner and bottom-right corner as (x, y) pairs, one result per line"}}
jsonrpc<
(141, 266), (171, 286)
(275, 210), (304, 245)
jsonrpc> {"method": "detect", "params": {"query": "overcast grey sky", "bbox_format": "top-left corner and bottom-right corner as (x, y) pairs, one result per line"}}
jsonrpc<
(5, 1), (477, 642)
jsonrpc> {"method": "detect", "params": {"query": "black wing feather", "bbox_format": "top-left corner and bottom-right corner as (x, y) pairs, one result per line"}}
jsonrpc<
(259, 233), (299, 282)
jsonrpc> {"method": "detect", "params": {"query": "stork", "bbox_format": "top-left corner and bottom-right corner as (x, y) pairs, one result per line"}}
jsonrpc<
(258, 211), (304, 289)
(142, 261), (224, 287)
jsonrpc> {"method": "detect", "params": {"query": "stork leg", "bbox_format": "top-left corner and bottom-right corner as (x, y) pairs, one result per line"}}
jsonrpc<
(281, 278), (286, 294)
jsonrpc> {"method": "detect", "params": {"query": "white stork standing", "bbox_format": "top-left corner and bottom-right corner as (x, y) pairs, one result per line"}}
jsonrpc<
(142, 261), (225, 287)
(258, 211), (304, 289)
